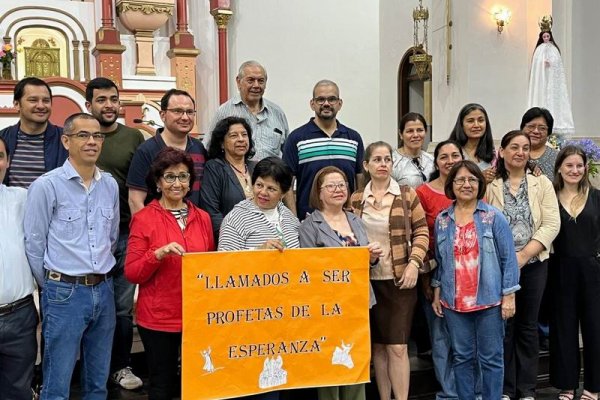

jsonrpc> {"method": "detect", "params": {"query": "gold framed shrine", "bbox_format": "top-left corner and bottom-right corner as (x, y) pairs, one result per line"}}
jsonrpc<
(15, 26), (69, 80)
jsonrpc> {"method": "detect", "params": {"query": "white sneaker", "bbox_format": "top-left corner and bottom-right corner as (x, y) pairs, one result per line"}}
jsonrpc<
(111, 367), (143, 390)
(501, 396), (511, 400)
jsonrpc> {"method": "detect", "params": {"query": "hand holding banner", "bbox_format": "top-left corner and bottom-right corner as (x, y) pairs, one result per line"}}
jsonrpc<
(182, 247), (371, 399)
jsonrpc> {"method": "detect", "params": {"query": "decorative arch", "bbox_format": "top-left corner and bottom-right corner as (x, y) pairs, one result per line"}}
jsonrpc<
(397, 46), (428, 147)
(2, 6), (91, 81)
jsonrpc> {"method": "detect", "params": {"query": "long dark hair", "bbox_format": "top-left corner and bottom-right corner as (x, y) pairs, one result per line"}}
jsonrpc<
(448, 103), (495, 163)
(535, 31), (561, 53)
(495, 130), (531, 181)
(429, 140), (464, 181)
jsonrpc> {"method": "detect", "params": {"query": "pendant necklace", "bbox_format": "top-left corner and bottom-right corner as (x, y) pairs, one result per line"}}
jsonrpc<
(229, 161), (253, 197)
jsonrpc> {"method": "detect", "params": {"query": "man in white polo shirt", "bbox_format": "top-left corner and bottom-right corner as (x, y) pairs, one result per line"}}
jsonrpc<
(0, 135), (38, 400)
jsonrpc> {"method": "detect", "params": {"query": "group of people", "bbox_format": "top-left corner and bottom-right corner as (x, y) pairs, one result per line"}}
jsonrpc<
(0, 58), (598, 400)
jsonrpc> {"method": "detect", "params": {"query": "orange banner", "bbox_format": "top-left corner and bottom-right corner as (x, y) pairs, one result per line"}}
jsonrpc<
(181, 247), (371, 400)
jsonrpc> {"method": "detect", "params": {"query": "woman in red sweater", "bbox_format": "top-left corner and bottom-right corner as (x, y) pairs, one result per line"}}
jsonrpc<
(125, 147), (214, 400)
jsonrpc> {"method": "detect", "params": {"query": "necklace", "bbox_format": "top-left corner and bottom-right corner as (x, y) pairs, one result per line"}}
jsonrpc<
(228, 161), (253, 197)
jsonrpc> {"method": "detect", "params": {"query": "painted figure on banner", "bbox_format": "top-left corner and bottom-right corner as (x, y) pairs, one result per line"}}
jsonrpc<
(201, 347), (216, 373)
(258, 356), (288, 389)
(331, 341), (354, 369)
(527, 15), (575, 136)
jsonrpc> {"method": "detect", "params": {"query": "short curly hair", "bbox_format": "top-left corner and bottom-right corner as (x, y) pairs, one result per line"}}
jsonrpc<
(146, 147), (196, 200)
(206, 116), (255, 160)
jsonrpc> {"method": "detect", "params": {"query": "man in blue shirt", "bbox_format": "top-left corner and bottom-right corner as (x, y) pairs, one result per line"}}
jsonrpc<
(24, 113), (119, 400)
(283, 80), (364, 220)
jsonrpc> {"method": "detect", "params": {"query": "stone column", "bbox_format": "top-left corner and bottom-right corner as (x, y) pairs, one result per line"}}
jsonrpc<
(168, 0), (200, 135)
(92, 0), (125, 87)
(210, 0), (232, 104)
(72, 40), (81, 81)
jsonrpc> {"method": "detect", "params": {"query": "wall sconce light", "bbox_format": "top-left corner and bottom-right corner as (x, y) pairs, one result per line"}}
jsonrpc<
(494, 8), (511, 33)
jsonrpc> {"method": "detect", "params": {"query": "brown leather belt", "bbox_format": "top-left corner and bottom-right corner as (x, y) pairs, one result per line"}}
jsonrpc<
(47, 271), (108, 286)
(0, 294), (34, 316)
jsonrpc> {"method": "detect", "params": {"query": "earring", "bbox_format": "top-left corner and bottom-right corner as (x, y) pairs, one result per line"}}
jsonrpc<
(157, 186), (161, 192)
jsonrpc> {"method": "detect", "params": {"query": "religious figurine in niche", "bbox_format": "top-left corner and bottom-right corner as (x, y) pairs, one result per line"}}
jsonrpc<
(527, 15), (575, 137)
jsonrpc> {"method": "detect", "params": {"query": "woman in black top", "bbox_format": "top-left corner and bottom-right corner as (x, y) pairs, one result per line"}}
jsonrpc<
(550, 145), (600, 400)
(199, 116), (256, 241)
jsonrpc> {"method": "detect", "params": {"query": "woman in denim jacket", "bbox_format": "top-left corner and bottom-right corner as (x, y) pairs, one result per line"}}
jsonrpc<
(431, 160), (520, 400)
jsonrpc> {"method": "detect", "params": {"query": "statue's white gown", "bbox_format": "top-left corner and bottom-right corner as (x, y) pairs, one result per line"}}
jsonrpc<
(528, 42), (575, 135)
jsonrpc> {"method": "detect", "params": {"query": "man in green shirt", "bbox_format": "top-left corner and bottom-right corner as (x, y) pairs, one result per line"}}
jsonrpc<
(86, 77), (145, 390)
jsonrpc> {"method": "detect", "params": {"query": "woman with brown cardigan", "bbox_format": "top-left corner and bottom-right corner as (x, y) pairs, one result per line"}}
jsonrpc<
(350, 141), (429, 400)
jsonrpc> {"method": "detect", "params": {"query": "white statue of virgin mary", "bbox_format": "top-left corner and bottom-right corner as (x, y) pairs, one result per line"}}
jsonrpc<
(527, 16), (575, 136)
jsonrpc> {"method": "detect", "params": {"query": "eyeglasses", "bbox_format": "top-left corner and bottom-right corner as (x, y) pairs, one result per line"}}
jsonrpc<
(313, 96), (340, 105)
(524, 123), (548, 134)
(453, 177), (480, 186)
(411, 157), (427, 182)
(162, 172), (191, 183)
(65, 131), (106, 141)
(321, 182), (347, 193)
(165, 108), (197, 117)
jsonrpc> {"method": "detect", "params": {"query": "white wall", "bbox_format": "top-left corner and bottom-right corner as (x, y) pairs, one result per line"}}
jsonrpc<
(568, 0), (600, 137)
(378, 0), (420, 146)
(213, 0), (381, 143)
(429, 0), (546, 141)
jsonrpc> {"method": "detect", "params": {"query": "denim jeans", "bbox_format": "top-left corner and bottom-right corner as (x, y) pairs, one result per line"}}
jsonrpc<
(422, 292), (483, 400)
(0, 300), (38, 400)
(422, 296), (458, 399)
(41, 278), (116, 400)
(111, 233), (136, 373)
(444, 306), (504, 400)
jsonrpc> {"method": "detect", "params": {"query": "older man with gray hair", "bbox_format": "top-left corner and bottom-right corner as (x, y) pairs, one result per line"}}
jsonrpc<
(203, 60), (289, 160)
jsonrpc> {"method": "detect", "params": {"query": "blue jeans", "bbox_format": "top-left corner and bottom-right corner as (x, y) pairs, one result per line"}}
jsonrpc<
(422, 294), (483, 400)
(444, 306), (504, 400)
(111, 233), (136, 372)
(422, 297), (458, 399)
(41, 278), (116, 400)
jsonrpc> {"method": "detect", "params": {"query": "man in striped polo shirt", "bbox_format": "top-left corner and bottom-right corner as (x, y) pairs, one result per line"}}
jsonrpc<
(283, 80), (364, 220)
(203, 60), (289, 161)
(0, 77), (67, 188)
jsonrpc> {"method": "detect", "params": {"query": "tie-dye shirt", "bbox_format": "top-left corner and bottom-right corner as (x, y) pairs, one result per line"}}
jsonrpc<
(446, 221), (499, 312)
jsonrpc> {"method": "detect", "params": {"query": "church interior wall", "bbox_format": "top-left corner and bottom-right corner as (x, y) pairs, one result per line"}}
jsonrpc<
(569, 1), (599, 139)
(1, 0), (598, 142)
(377, 0), (418, 146)
(187, 0), (219, 135)
(222, 0), (381, 143)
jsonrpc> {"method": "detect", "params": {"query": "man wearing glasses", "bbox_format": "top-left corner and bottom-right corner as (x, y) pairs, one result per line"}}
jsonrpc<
(127, 88), (207, 214)
(24, 113), (119, 399)
(203, 60), (289, 160)
(283, 79), (364, 220)
(85, 77), (145, 390)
